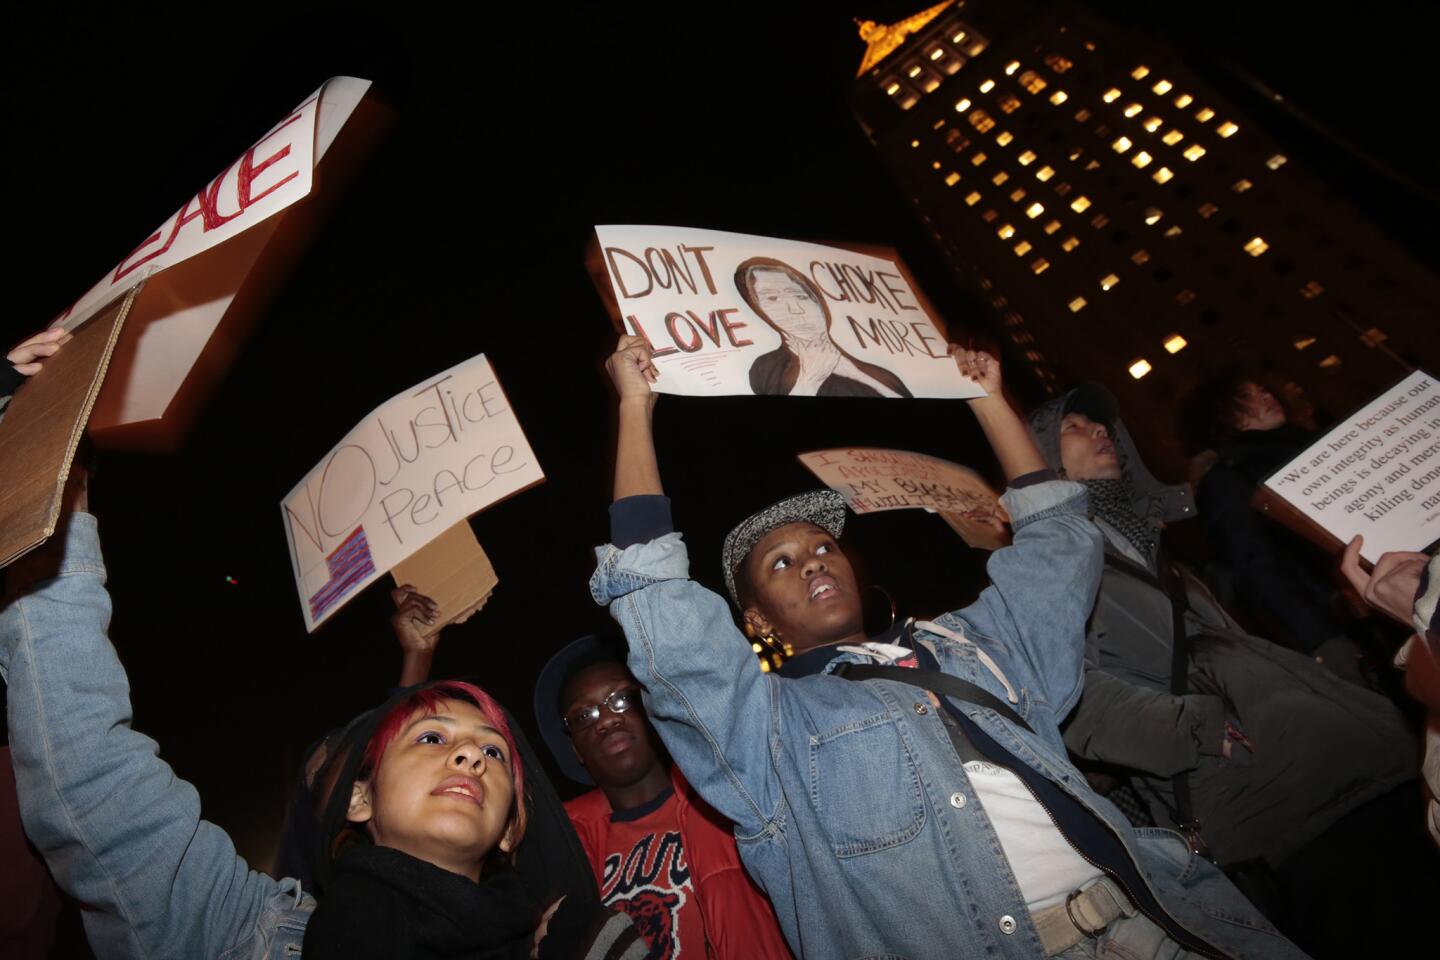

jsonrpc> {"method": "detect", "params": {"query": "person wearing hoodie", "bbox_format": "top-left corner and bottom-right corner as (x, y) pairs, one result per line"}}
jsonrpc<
(1027, 382), (1432, 960)
(533, 635), (792, 959)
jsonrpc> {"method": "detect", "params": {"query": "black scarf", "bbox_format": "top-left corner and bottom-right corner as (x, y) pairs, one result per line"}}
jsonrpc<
(304, 844), (541, 960)
(1083, 477), (1161, 568)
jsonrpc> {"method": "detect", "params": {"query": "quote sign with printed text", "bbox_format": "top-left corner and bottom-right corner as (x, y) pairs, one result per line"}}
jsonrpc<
(594, 225), (982, 400)
(1264, 370), (1440, 562)
(281, 353), (543, 631)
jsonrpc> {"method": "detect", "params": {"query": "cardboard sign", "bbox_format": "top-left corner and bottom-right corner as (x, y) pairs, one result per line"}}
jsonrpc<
(591, 225), (982, 400)
(54, 79), (371, 335)
(1264, 370), (1440, 562)
(799, 446), (1002, 513)
(83, 77), (382, 451)
(281, 354), (543, 631)
(390, 521), (498, 638)
(0, 287), (138, 569)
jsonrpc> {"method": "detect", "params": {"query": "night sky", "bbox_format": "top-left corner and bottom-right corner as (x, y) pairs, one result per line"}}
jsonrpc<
(5, 0), (1436, 939)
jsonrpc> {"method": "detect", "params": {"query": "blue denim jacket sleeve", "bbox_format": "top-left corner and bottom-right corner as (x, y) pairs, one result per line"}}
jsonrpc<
(0, 514), (306, 959)
(590, 533), (781, 838)
(950, 480), (1102, 717)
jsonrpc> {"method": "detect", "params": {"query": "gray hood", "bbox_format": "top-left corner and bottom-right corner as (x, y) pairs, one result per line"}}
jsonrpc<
(1027, 382), (1195, 525)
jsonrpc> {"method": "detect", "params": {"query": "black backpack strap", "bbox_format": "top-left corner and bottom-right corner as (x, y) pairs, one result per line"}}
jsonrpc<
(830, 662), (1034, 735)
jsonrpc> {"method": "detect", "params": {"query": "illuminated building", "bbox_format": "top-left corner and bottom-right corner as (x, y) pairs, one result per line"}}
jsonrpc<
(850, 1), (1440, 467)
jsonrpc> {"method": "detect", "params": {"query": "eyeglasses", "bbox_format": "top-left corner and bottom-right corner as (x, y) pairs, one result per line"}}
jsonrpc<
(563, 687), (642, 734)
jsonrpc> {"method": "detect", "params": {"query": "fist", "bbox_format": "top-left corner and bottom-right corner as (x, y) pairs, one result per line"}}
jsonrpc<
(606, 334), (658, 402)
(951, 346), (1001, 396)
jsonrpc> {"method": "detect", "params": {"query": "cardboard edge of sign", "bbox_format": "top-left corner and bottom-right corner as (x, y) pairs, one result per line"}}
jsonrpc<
(582, 229), (953, 344)
(0, 285), (140, 569)
(88, 92), (395, 453)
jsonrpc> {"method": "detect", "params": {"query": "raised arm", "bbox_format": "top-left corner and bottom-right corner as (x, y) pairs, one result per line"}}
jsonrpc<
(0, 479), (305, 959)
(953, 347), (1046, 481)
(607, 334), (662, 499)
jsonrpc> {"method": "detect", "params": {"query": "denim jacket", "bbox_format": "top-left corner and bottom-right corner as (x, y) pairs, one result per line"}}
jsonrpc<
(590, 482), (1305, 960)
(1, 514), (312, 959)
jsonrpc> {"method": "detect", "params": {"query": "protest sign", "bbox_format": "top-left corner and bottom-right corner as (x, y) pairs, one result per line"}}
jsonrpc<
(798, 446), (1006, 548)
(590, 225), (982, 400)
(0, 287), (138, 569)
(390, 520), (498, 639)
(1263, 370), (1440, 563)
(281, 354), (543, 632)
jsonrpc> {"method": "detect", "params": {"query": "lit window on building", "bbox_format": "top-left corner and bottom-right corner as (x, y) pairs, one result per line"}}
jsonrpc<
(1293, 336), (1316, 350)
(1267, 154), (1288, 170)
(966, 38), (988, 57)
(1132, 151), (1153, 168)
(1091, 213), (1111, 228)
(1050, 90), (1069, 105)
(982, 209), (998, 222)
(1232, 178), (1253, 193)
(1131, 249), (1151, 265)
(1174, 93), (1194, 108)
(931, 47), (947, 62)
(909, 65), (924, 78)
(910, 139), (920, 148)
(1018, 150), (1037, 165)
(1161, 129), (1184, 146)
(1164, 225), (1183, 238)
(1014, 240), (1033, 255)
(1054, 182), (1072, 196)
(993, 171), (1010, 185)
(1026, 201), (1045, 218)
(972, 152), (988, 165)
(1100, 273), (1120, 290)
(1069, 296), (1088, 312)
(1152, 79), (1173, 95)
(1085, 159), (1101, 171)
(1112, 136), (1133, 153)
(952, 29), (968, 43)
(1195, 107), (1215, 122)
(1036, 165), (1055, 181)
(1046, 53), (1074, 73)
(998, 223), (1016, 239)
(1010, 187), (1027, 201)
(944, 171), (962, 186)
(1131, 65), (1151, 80)
(965, 191), (982, 206)
(1074, 108), (1092, 122)
(886, 81), (901, 95)
(996, 130), (1014, 145)
(1318, 354), (1342, 368)
(1005, 60), (1021, 75)
(1176, 289), (1197, 305)
(932, 161), (942, 170)
(1244, 236), (1269, 256)
(945, 129), (970, 151)
(1044, 219), (1062, 234)
(1216, 121), (1239, 138)
(1153, 166), (1174, 184)
(933, 119), (947, 129)
(1360, 327), (1388, 347)
(980, 79), (996, 93)
(1071, 195), (1092, 212)
(1129, 358), (1152, 379)
(1143, 116), (1163, 133)
(1299, 280), (1324, 299)
(1031, 256), (1051, 275)
(1062, 235), (1081, 252)
(1124, 102), (1143, 118)
(1183, 144), (1206, 161)
(1164, 333), (1187, 354)
(1102, 87), (1121, 102)
(998, 94), (1022, 114)
(971, 110), (996, 132)
(1144, 207), (1163, 225)
(955, 97), (972, 112)
(1019, 70), (1048, 93)
(1197, 202), (1219, 219)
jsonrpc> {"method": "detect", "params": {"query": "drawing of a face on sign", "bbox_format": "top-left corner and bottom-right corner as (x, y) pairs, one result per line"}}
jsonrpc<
(735, 257), (913, 399)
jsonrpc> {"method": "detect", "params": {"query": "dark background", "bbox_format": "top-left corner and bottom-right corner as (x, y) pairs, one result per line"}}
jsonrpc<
(4, 0), (1436, 945)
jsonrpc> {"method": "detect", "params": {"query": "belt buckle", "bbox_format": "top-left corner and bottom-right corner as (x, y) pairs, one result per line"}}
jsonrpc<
(1064, 888), (1109, 938)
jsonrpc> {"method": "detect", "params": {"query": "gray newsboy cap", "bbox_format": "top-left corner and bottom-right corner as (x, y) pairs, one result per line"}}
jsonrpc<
(722, 489), (848, 607)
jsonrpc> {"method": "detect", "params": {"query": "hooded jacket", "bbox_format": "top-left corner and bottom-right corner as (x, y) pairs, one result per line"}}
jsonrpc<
(1028, 386), (1415, 867)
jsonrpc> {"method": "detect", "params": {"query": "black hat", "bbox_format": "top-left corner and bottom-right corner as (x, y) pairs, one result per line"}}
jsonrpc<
(532, 635), (629, 786)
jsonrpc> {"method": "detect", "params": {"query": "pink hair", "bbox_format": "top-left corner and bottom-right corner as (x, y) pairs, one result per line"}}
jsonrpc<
(361, 681), (528, 848)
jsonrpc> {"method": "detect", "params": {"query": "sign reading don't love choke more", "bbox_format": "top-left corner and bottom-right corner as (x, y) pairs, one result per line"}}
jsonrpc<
(281, 354), (543, 631)
(592, 226), (983, 400)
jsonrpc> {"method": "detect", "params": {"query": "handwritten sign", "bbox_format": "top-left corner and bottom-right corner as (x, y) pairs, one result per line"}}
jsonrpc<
(1264, 370), (1440, 563)
(798, 447), (1002, 516)
(55, 78), (372, 335)
(281, 353), (543, 631)
(593, 225), (982, 400)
